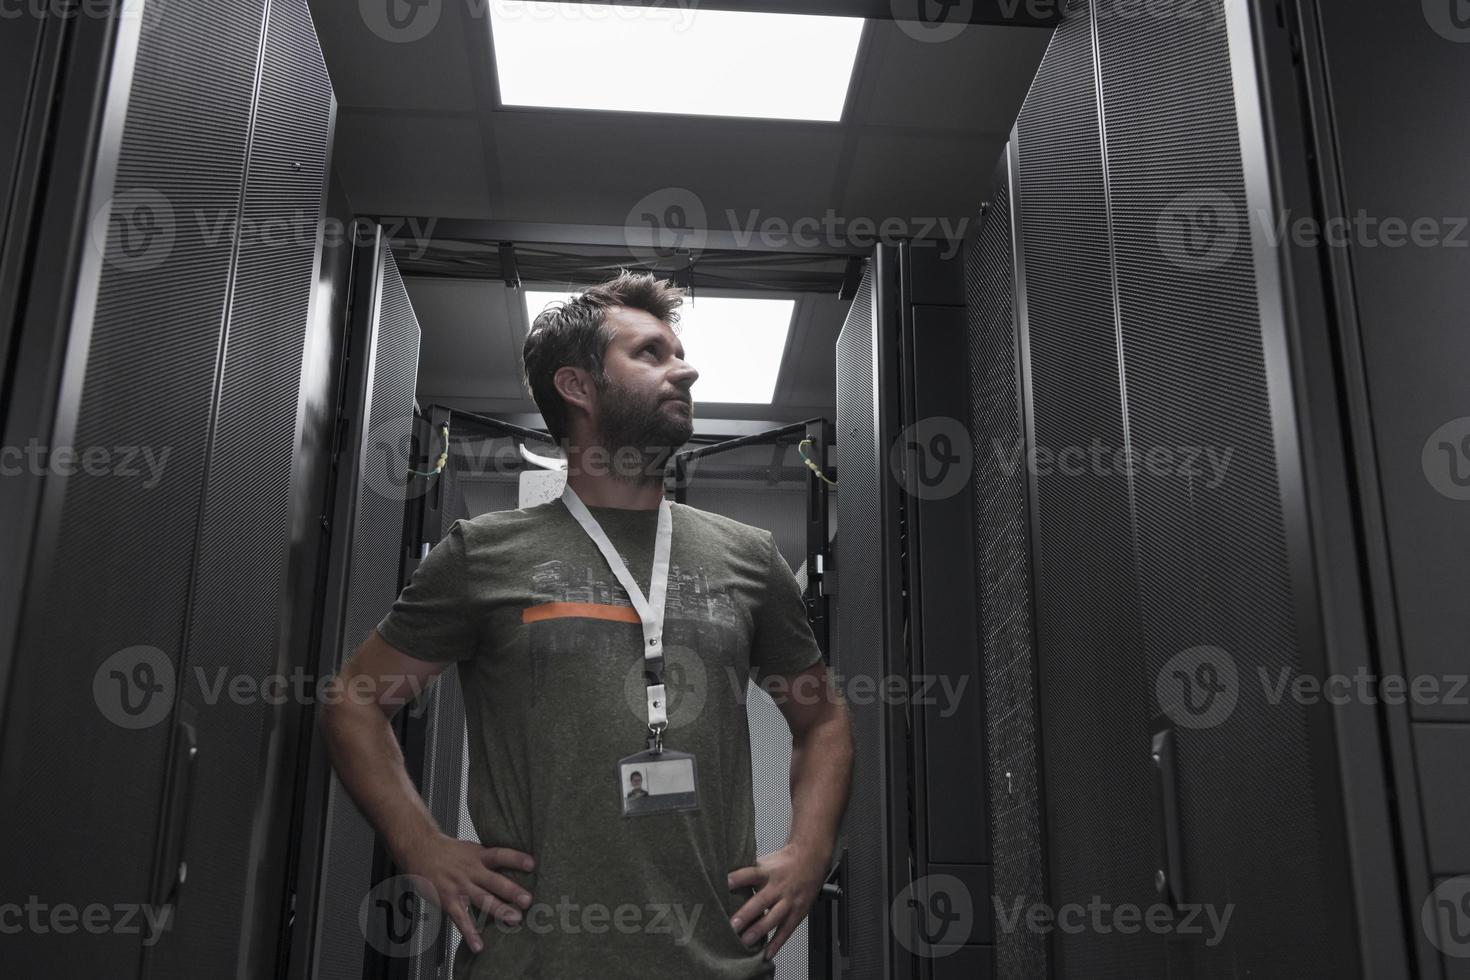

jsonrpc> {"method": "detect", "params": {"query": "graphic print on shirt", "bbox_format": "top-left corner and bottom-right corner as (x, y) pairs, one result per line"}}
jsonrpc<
(521, 553), (745, 730)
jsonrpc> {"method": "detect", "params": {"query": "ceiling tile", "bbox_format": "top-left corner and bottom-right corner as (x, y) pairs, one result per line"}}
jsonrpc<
(860, 21), (1051, 133)
(840, 129), (1005, 232)
(333, 113), (495, 217)
(308, 0), (480, 112)
(487, 111), (849, 227)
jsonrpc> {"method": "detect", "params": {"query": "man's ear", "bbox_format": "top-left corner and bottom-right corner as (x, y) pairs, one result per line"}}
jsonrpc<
(553, 366), (596, 419)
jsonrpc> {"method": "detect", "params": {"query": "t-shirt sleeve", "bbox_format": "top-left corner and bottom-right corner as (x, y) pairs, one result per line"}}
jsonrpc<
(374, 519), (479, 664)
(749, 529), (824, 684)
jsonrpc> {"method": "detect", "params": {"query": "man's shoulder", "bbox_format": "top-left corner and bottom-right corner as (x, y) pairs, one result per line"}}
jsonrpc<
(671, 502), (770, 549)
(451, 501), (565, 544)
(461, 500), (561, 526)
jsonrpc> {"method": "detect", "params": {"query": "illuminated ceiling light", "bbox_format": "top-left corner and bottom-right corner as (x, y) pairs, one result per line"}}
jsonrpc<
(490, 2), (864, 122)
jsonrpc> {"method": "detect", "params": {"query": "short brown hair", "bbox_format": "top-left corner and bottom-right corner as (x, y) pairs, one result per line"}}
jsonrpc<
(521, 270), (686, 442)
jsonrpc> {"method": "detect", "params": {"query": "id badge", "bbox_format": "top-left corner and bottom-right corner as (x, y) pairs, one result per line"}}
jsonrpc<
(617, 749), (700, 817)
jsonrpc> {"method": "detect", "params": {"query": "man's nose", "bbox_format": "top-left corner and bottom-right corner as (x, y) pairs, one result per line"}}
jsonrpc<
(671, 360), (698, 389)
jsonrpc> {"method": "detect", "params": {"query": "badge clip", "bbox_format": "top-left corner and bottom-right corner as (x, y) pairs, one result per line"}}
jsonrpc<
(646, 722), (665, 755)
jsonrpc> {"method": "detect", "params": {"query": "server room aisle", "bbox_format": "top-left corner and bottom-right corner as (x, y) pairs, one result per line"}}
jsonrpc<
(0, 3), (1465, 980)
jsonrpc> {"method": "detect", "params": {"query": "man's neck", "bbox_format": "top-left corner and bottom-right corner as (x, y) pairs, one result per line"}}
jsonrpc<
(563, 458), (665, 510)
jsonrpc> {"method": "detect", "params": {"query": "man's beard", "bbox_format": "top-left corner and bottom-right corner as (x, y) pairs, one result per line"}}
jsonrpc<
(594, 378), (693, 482)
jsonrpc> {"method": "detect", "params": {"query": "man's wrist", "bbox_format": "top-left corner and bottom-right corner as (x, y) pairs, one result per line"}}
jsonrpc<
(784, 832), (834, 872)
(389, 823), (445, 869)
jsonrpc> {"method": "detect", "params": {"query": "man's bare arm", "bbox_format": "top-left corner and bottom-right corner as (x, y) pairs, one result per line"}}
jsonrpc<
(728, 660), (854, 958)
(317, 629), (534, 952)
(780, 661), (854, 865)
(317, 630), (444, 858)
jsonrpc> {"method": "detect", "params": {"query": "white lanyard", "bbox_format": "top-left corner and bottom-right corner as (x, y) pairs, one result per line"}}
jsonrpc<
(559, 485), (673, 740)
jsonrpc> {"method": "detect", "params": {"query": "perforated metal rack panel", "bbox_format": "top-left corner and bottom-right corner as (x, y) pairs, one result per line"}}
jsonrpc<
(153, 0), (333, 971)
(315, 244), (421, 980)
(0, 1), (266, 973)
(966, 158), (1048, 980)
(1094, 0), (1341, 973)
(1014, 5), (1161, 976)
(833, 264), (889, 980)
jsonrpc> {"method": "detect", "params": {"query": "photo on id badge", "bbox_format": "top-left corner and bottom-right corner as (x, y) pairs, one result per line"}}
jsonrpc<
(618, 750), (700, 816)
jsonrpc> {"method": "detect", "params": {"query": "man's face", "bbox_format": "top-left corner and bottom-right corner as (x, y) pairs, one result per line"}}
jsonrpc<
(630, 773), (642, 788)
(591, 305), (699, 456)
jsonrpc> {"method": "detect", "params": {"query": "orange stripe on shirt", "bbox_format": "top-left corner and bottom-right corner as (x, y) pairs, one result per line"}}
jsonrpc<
(521, 601), (641, 625)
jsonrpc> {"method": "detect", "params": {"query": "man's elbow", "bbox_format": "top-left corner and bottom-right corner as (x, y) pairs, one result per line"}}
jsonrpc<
(316, 671), (379, 739)
(834, 702), (855, 761)
(315, 679), (350, 744)
(793, 697), (854, 754)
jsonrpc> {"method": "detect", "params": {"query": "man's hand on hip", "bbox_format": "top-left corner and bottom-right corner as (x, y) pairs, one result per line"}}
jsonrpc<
(727, 840), (830, 959)
(399, 834), (537, 954)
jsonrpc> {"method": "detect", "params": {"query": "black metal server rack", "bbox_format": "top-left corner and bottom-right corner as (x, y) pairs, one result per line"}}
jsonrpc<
(0, 2), (337, 977)
(291, 226), (424, 980)
(960, 1), (1469, 977)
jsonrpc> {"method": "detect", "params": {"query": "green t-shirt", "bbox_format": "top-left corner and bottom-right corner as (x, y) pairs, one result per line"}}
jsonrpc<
(374, 498), (824, 979)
